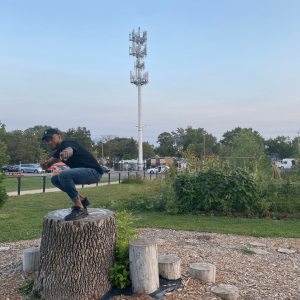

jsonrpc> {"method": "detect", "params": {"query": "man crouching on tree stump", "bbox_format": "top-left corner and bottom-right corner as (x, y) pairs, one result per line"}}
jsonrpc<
(39, 128), (104, 221)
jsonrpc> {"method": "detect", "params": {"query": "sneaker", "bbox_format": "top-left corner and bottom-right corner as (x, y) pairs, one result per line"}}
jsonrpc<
(71, 197), (92, 209)
(65, 206), (89, 221)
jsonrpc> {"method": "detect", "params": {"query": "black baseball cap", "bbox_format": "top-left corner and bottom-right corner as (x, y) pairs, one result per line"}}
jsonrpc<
(42, 128), (59, 141)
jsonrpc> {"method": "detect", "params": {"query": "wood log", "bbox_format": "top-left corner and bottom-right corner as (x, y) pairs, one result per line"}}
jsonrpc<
(23, 247), (40, 272)
(211, 284), (239, 300)
(129, 238), (159, 294)
(33, 208), (117, 300)
(158, 255), (181, 280)
(189, 263), (216, 283)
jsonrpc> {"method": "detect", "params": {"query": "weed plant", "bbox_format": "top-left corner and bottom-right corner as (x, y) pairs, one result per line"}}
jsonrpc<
(110, 211), (139, 288)
(121, 174), (144, 184)
(102, 178), (173, 212)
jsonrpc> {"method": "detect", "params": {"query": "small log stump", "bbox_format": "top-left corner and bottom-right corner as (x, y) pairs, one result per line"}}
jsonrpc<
(23, 247), (40, 272)
(277, 248), (296, 254)
(33, 208), (117, 300)
(129, 238), (159, 294)
(211, 284), (239, 300)
(189, 263), (216, 283)
(158, 255), (181, 280)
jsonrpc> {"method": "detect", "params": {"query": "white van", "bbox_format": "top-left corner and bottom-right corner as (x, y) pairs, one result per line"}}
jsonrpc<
(278, 158), (296, 169)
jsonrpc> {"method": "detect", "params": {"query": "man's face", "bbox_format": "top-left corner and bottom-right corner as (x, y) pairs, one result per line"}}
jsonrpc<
(44, 134), (60, 150)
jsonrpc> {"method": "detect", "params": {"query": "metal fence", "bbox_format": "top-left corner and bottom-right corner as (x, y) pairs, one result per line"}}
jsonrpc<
(6, 171), (165, 195)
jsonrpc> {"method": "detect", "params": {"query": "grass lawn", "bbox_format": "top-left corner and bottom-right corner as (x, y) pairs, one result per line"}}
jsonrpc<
(0, 183), (299, 243)
(0, 184), (146, 242)
(134, 212), (300, 238)
(2, 176), (118, 193)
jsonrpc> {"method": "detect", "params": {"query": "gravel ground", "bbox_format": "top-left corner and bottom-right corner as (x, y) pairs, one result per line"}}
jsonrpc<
(0, 228), (299, 300)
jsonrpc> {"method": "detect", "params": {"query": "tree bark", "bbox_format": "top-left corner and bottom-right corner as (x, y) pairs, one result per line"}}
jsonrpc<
(33, 208), (117, 300)
(129, 238), (159, 294)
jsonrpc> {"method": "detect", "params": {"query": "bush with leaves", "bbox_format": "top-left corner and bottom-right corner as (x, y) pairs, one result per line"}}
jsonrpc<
(171, 166), (262, 214)
(110, 211), (139, 289)
(0, 122), (9, 210)
(121, 174), (144, 184)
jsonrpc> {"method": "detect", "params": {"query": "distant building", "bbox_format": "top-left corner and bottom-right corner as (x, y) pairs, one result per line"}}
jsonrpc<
(150, 157), (173, 168)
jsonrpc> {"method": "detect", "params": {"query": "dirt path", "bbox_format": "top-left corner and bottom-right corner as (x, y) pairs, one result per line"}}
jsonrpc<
(1, 228), (299, 299)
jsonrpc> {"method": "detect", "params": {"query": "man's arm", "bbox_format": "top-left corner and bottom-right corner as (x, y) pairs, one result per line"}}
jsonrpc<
(39, 157), (60, 171)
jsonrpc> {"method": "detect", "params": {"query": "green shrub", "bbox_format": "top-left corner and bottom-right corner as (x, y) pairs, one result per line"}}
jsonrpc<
(19, 276), (41, 299)
(104, 179), (172, 212)
(172, 166), (262, 214)
(110, 211), (139, 289)
(260, 179), (300, 213)
(122, 174), (144, 184)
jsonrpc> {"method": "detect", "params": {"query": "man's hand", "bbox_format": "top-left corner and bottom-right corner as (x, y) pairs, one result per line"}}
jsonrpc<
(40, 159), (48, 170)
(60, 147), (73, 160)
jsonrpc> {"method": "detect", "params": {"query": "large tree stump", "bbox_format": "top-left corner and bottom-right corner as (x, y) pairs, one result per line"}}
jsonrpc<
(33, 208), (117, 300)
(158, 255), (181, 280)
(129, 238), (159, 294)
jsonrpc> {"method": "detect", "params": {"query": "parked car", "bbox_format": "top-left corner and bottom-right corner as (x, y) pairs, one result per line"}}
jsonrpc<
(20, 164), (43, 173)
(101, 166), (110, 173)
(54, 166), (69, 170)
(47, 162), (68, 172)
(10, 165), (21, 172)
(2, 165), (12, 172)
(147, 166), (169, 174)
(278, 158), (297, 169)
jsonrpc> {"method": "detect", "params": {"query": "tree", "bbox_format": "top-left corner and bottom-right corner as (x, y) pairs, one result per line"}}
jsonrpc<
(264, 136), (298, 159)
(220, 127), (264, 148)
(123, 154), (132, 160)
(171, 126), (220, 157)
(62, 127), (94, 152)
(219, 145), (234, 158)
(6, 130), (41, 164)
(157, 132), (175, 156)
(143, 142), (155, 159)
(0, 122), (9, 210)
(25, 125), (61, 158)
(154, 146), (169, 157)
(230, 131), (270, 170)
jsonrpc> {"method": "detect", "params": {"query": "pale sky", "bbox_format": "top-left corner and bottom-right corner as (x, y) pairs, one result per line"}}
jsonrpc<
(1, 0), (300, 145)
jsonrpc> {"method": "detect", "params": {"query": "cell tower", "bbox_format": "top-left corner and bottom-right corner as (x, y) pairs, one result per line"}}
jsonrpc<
(129, 27), (148, 170)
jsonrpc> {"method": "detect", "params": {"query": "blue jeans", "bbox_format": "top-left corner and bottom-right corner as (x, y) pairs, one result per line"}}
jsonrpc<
(51, 168), (102, 202)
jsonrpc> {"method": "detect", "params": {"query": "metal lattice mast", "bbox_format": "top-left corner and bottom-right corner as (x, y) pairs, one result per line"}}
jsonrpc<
(129, 27), (148, 170)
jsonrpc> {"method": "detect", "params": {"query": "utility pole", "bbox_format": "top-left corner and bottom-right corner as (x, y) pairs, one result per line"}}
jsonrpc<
(129, 27), (148, 170)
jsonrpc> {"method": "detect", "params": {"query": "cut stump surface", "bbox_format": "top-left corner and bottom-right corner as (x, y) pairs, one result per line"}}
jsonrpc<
(211, 284), (239, 300)
(189, 263), (216, 283)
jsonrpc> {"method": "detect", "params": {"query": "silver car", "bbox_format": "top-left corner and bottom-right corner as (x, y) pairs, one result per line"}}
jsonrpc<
(20, 164), (43, 173)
